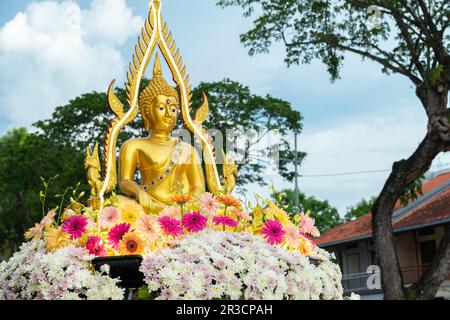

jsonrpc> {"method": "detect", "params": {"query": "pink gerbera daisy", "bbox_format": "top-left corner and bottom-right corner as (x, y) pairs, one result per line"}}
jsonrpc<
(199, 193), (219, 216)
(62, 215), (88, 239)
(158, 216), (182, 237)
(213, 216), (238, 228)
(86, 236), (106, 256)
(299, 212), (320, 237)
(136, 215), (161, 242)
(108, 223), (131, 249)
(261, 220), (285, 245)
(182, 211), (207, 233)
(99, 206), (119, 229)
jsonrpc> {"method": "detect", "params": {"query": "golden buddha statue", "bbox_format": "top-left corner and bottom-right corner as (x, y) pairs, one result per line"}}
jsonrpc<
(118, 54), (205, 208)
(85, 0), (237, 210)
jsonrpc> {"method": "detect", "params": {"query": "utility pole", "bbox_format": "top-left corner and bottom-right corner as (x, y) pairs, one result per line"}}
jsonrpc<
(294, 131), (299, 208)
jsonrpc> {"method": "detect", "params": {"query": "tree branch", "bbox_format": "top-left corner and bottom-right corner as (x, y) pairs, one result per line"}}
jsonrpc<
(388, 8), (426, 78)
(416, 0), (450, 64)
(416, 0), (440, 35)
(329, 41), (423, 84)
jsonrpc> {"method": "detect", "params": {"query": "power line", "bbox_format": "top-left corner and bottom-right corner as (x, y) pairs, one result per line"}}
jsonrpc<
(300, 162), (450, 178)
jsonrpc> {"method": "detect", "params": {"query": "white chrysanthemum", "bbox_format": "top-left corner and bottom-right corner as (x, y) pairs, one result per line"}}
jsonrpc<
(0, 241), (124, 300)
(140, 229), (344, 300)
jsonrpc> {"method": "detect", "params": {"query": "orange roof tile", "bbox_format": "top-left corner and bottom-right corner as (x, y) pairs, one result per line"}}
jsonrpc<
(317, 172), (450, 247)
(394, 189), (450, 230)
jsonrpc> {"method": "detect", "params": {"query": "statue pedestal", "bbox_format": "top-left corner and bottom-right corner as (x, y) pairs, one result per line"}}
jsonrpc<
(92, 255), (145, 289)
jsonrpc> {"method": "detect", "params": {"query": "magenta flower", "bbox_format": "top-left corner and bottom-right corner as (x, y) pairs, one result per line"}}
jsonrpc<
(86, 236), (105, 256)
(108, 223), (131, 249)
(213, 216), (238, 228)
(261, 220), (285, 245)
(158, 216), (182, 237)
(182, 211), (207, 233)
(62, 215), (88, 239)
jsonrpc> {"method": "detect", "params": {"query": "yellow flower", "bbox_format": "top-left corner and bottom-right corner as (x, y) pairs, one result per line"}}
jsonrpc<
(117, 197), (145, 227)
(264, 202), (292, 226)
(242, 225), (254, 234)
(119, 231), (145, 255)
(78, 233), (90, 247)
(253, 204), (263, 220)
(298, 236), (314, 256)
(45, 227), (71, 252)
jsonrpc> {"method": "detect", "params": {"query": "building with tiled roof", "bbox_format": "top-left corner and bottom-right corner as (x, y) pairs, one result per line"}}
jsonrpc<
(317, 171), (450, 299)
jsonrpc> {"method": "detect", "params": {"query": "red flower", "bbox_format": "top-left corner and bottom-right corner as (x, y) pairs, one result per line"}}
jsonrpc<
(86, 236), (105, 256)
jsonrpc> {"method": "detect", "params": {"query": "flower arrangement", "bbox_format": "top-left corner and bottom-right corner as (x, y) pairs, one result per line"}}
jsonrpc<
(22, 191), (320, 259)
(139, 230), (343, 300)
(0, 240), (124, 300)
(0, 184), (354, 301)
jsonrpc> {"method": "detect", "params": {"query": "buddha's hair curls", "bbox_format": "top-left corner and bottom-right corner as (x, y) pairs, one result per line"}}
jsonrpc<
(139, 53), (180, 130)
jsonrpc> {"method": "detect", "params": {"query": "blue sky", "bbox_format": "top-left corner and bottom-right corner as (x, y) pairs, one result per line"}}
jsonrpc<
(0, 0), (449, 213)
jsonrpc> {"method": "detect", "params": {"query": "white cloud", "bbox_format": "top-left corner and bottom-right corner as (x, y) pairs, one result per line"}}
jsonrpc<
(0, 0), (142, 129)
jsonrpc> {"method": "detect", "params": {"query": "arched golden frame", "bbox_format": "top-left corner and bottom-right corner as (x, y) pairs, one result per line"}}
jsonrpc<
(86, 0), (237, 209)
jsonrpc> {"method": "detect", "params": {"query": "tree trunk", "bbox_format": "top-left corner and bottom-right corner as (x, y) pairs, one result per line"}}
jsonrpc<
(372, 84), (449, 300)
(414, 224), (450, 300)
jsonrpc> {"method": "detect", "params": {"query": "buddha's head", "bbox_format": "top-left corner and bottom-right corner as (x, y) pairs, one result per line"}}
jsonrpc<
(139, 53), (180, 132)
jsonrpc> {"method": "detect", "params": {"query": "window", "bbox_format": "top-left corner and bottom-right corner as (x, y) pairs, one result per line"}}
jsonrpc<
(419, 240), (437, 265)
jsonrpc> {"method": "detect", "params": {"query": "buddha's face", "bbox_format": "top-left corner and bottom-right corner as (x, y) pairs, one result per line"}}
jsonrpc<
(145, 94), (179, 132)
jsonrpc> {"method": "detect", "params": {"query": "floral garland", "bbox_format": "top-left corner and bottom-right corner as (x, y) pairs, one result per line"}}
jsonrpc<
(21, 191), (321, 258)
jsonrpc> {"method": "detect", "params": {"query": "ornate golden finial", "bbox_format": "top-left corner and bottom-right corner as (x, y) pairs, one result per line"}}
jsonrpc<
(153, 52), (163, 77)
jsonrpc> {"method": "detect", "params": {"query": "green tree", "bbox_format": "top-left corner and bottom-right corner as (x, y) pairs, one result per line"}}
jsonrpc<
(33, 80), (150, 151)
(400, 175), (425, 207)
(274, 189), (342, 232)
(218, 0), (450, 300)
(0, 128), (88, 258)
(344, 196), (377, 222)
